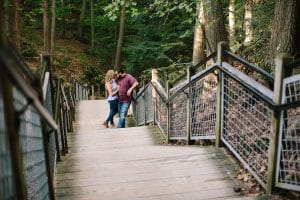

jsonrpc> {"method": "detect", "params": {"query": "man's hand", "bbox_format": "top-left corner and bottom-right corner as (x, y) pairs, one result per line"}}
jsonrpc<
(127, 88), (132, 97)
(127, 81), (138, 97)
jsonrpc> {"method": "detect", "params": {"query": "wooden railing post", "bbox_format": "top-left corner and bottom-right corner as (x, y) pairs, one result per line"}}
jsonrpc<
(143, 79), (147, 125)
(166, 80), (170, 144)
(215, 41), (228, 147)
(1, 78), (27, 200)
(91, 85), (95, 100)
(54, 78), (62, 161)
(266, 53), (293, 194)
(151, 69), (159, 125)
(186, 65), (191, 145)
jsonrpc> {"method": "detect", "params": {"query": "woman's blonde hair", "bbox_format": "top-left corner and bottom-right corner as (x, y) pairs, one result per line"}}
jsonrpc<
(105, 70), (116, 83)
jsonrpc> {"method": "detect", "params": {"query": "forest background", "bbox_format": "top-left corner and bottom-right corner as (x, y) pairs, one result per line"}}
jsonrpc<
(1, 0), (300, 93)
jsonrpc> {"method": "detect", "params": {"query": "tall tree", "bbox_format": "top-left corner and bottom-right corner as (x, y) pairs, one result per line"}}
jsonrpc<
(8, 0), (21, 49)
(192, 0), (205, 66)
(114, 1), (126, 69)
(4, 0), (22, 45)
(268, 0), (300, 66)
(243, 0), (253, 45)
(43, 0), (51, 51)
(4, 0), (9, 40)
(204, 0), (228, 54)
(229, 0), (235, 45)
(78, 0), (86, 38)
(51, 0), (56, 67)
(0, 0), (7, 46)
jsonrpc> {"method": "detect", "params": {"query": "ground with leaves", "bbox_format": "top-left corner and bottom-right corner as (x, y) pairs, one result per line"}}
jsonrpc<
(23, 31), (104, 85)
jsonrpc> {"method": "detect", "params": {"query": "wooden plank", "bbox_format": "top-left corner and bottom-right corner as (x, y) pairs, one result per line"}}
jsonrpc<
(55, 100), (244, 200)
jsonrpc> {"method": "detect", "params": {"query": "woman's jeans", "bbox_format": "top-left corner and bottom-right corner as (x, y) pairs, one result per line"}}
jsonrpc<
(117, 101), (130, 128)
(106, 99), (118, 125)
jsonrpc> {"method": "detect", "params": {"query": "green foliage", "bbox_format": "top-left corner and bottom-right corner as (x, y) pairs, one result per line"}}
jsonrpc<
(150, 0), (195, 18)
(103, 0), (137, 21)
(21, 0), (43, 27)
(19, 0), (279, 84)
(123, 40), (169, 76)
(21, 41), (37, 57)
(82, 64), (104, 86)
(231, 0), (275, 71)
(56, 57), (72, 69)
(119, 0), (195, 77)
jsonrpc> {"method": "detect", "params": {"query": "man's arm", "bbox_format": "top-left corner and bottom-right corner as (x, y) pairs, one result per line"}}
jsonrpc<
(127, 81), (139, 97)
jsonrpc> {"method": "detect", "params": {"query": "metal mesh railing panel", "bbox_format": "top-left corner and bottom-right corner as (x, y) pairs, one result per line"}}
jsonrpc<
(155, 94), (168, 139)
(136, 85), (154, 126)
(191, 75), (217, 139)
(44, 81), (56, 178)
(221, 74), (273, 187)
(145, 85), (154, 123)
(13, 87), (50, 200)
(169, 89), (187, 139)
(276, 76), (300, 191)
(0, 83), (16, 200)
(136, 88), (145, 126)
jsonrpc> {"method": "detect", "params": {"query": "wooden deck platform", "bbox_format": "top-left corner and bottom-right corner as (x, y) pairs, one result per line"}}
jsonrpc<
(55, 100), (249, 200)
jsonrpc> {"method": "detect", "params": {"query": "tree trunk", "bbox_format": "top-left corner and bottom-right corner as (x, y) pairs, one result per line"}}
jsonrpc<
(51, 0), (56, 69)
(4, 0), (9, 39)
(229, 0), (235, 45)
(111, 23), (118, 67)
(90, 0), (95, 48)
(7, 0), (21, 49)
(5, 0), (21, 48)
(78, 0), (86, 38)
(114, 2), (126, 70)
(43, 0), (51, 51)
(204, 0), (228, 54)
(1, 0), (8, 46)
(192, 0), (205, 67)
(268, 0), (300, 66)
(244, 0), (253, 45)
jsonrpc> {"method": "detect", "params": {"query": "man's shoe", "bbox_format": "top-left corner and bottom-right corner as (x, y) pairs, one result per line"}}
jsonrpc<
(102, 121), (109, 128)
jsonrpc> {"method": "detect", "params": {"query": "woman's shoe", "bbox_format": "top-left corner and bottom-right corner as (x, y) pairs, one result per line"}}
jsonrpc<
(110, 123), (115, 128)
(102, 121), (109, 128)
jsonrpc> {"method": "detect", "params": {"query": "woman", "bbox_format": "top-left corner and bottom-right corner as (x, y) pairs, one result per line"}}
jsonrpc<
(103, 70), (119, 128)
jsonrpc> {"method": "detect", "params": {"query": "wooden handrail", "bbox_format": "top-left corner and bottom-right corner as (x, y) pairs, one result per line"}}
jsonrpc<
(0, 48), (58, 130)
(224, 50), (274, 82)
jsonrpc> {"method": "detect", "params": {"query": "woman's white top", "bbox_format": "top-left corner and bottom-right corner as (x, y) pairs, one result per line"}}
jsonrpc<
(107, 79), (118, 101)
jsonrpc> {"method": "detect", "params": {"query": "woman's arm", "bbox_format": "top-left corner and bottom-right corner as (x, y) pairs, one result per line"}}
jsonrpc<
(106, 82), (119, 96)
(112, 85), (119, 96)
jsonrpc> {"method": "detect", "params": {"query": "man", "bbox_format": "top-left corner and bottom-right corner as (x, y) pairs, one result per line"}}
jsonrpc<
(115, 67), (139, 128)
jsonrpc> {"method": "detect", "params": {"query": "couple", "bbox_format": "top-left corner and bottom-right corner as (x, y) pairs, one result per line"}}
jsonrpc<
(103, 67), (138, 128)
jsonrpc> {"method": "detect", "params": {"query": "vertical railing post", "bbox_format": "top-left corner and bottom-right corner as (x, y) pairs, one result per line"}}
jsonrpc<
(54, 79), (62, 161)
(186, 65), (191, 145)
(215, 41), (227, 147)
(1, 78), (27, 200)
(151, 69), (159, 125)
(75, 82), (78, 101)
(166, 80), (170, 143)
(143, 80), (147, 125)
(86, 84), (89, 100)
(91, 85), (95, 100)
(132, 90), (137, 126)
(38, 54), (56, 200)
(97, 83), (101, 97)
(266, 53), (293, 194)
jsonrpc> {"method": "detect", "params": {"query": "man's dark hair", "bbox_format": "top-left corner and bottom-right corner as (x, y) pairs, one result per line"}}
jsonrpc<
(117, 65), (126, 74)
